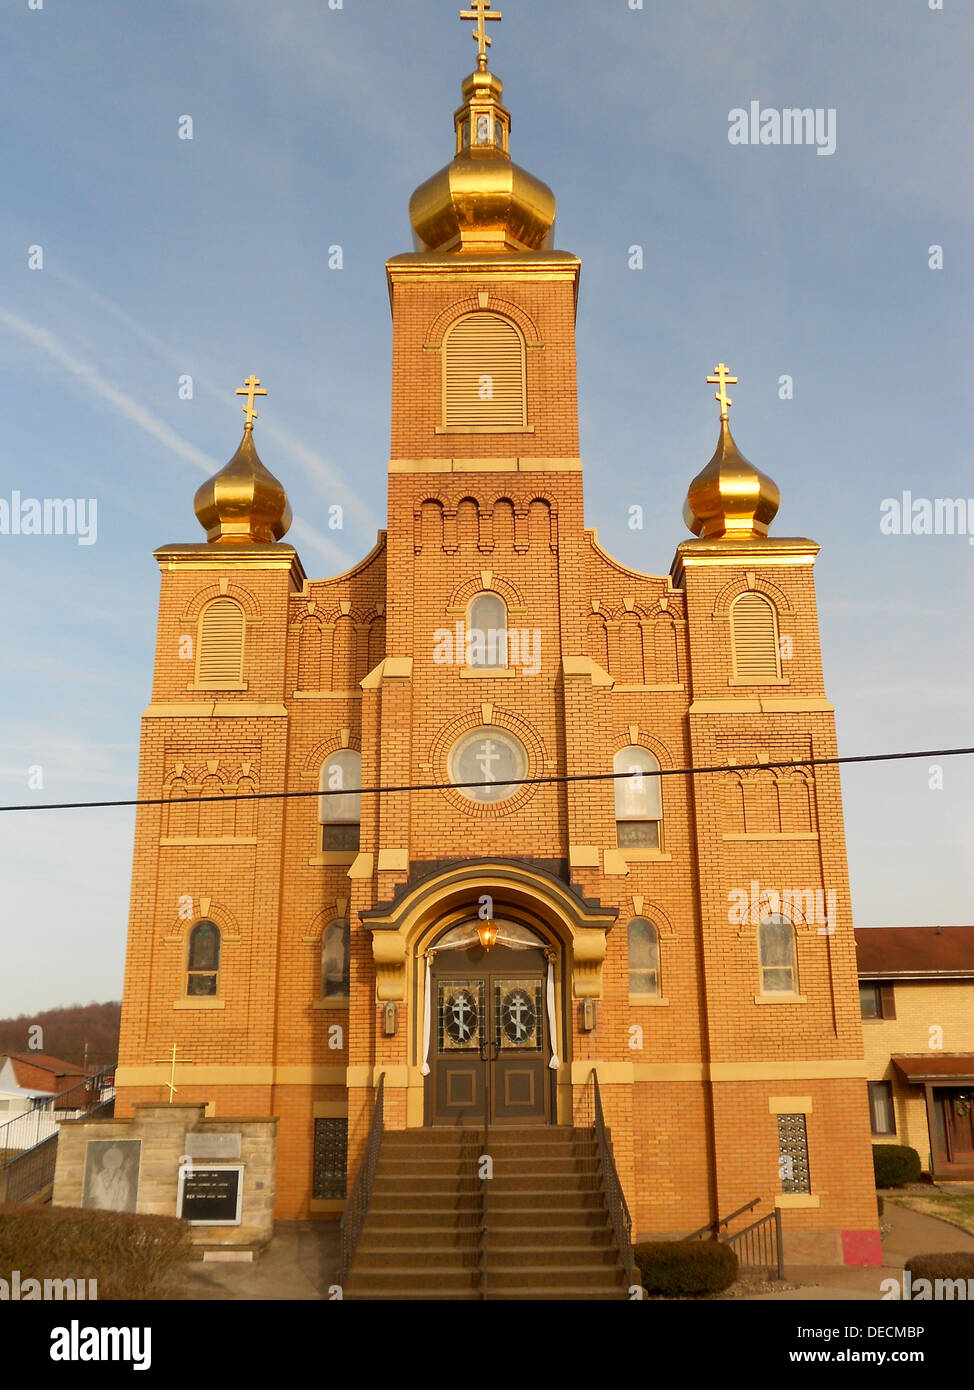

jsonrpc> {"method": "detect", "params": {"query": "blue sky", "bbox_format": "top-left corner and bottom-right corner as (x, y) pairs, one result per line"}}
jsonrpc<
(0, 0), (971, 1017)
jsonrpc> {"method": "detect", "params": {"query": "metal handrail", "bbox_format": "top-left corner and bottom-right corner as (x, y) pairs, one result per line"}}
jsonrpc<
(590, 1069), (634, 1288)
(723, 1206), (784, 1281)
(337, 1074), (385, 1290)
(683, 1196), (761, 1242)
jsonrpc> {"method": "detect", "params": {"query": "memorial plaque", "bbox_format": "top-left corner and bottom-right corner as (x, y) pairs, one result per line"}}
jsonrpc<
(178, 1163), (243, 1226)
(185, 1131), (242, 1161)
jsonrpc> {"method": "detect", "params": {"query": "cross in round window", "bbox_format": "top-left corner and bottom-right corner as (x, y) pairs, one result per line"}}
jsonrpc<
(448, 727), (528, 804)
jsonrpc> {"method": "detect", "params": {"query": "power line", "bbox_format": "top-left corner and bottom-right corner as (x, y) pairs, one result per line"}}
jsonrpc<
(1, 744), (970, 814)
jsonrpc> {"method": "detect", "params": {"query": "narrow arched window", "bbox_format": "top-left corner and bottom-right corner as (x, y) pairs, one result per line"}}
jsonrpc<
(466, 592), (508, 669)
(321, 921), (350, 1001)
(187, 920), (221, 996)
(443, 313), (526, 430)
(628, 918), (660, 997)
(759, 915), (797, 994)
(318, 750), (362, 852)
(614, 747), (662, 849)
(196, 598), (245, 686)
(730, 592), (780, 680)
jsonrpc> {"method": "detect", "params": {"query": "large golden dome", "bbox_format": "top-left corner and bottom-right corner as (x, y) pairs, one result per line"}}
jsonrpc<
(409, 67), (556, 255)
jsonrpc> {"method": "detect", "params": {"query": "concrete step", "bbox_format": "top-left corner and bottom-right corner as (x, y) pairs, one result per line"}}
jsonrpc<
(370, 1193), (481, 1212)
(487, 1192), (607, 1212)
(346, 1267), (481, 1293)
(487, 1265), (625, 1290)
(485, 1243), (620, 1266)
(353, 1247), (481, 1271)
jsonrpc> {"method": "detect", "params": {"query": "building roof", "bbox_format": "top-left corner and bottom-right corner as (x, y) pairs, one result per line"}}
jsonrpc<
(855, 926), (974, 979)
(0, 1052), (87, 1094)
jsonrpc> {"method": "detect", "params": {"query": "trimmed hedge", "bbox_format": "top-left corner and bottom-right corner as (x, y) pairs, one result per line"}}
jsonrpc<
(873, 1144), (922, 1189)
(0, 1204), (192, 1300)
(634, 1239), (739, 1296)
(905, 1252), (974, 1284)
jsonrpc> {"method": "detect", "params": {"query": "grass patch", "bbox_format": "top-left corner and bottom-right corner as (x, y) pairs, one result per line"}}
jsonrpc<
(885, 1192), (974, 1238)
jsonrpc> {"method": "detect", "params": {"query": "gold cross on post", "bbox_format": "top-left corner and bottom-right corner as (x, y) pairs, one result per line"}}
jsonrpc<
(707, 362), (738, 421)
(235, 374), (267, 432)
(460, 0), (502, 70)
(153, 1043), (195, 1104)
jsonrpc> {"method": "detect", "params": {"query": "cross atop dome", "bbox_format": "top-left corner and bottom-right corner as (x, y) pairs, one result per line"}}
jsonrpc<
(460, 0), (502, 71)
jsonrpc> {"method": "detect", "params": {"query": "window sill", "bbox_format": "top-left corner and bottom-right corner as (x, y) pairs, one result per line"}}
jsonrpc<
(459, 667), (516, 678)
(727, 677), (789, 688)
(312, 999), (350, 1011)
(173, 998), (226, 1010)
(753, 994), (808, 1005)
(186, 683), (248, 692)
(309, 853), (358, 867)
(435, 426), (535, 435)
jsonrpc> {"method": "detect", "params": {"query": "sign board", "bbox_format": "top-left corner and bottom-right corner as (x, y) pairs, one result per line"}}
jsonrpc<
(184, 1131), (242, 1161)
(177, 1162), (243, 1226)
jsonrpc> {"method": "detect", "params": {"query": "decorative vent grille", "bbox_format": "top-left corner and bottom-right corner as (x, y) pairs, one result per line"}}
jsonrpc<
(444, 313), (525, 429)
(777, 1112), (811, 1194)
(197, 599), (245, 684)
(313, 1117), (348, 1200)
(731, 593), (779, 679)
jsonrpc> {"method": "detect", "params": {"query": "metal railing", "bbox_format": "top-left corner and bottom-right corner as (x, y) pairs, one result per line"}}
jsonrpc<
(724, 1206), (784, 1281)
(684, 1198), (784, 1281)
(0, 1066), (116, 1158)
(589, 1069), (635, 1288)
(2, 1133), (59, 1203)
(337, 1074), (385, 1290)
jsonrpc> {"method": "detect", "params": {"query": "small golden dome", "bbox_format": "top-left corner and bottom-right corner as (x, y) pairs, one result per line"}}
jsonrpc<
(409, 68), (556, 255)
(194, 426), (292, 544)
(684, 416), (781, 540)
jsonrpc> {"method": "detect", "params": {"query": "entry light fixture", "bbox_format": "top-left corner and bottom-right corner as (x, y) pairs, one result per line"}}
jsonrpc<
(478, 919), (498, 952)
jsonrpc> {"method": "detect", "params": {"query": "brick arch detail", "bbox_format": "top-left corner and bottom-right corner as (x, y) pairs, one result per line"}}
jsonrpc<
(183, 582), (261, 620)
(713, 574), (792, 617)
(611, 730), (675, 770)
(448, 572), (526, 611)
(427, 707), (549, 819)
(165, 900), (241, 942)
(302, 734), (362, 776)
(626, 902), (676, 939)
(425, 296), (543, 350)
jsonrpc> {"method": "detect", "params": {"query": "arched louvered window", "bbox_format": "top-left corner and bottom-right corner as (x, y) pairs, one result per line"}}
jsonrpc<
(196, 598), (245, 686)
(614, 746), (663, 850)
(730, 592), (780, 680)
(628, 918), (660, 997)
(466, 592), (508, 668)
(443, 313), (526, 430)
(759, 915), (797, 995)
(318, 750), (362, 852)
(321, 920), (350, 1001)
(187, 920), (221, 997)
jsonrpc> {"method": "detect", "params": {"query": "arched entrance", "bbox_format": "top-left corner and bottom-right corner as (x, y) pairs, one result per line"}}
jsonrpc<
(423, 919), (556, 1126)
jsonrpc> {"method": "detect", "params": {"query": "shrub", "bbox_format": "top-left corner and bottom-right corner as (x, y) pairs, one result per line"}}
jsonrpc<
(877, 1195), (884, 1219)
(873, 1144), (922, 1189)
(634, 1238), (739, 1296)
(0, 1204), (193, 1300)
(905, 1252), (974, 1285)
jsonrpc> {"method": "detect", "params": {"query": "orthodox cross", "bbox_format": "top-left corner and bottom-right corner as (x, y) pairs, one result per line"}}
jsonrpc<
(460, 0), (502, 70)
(707, 363), (738, 421)
(236, 373), (267, 431)
(154, 1043), (195, 1104)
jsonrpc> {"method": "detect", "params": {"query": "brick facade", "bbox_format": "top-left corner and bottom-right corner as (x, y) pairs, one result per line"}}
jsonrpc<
(114, 222), (880, 1266)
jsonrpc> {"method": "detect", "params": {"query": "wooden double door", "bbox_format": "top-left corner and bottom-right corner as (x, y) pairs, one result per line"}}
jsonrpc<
(428, 943), (552, 1126)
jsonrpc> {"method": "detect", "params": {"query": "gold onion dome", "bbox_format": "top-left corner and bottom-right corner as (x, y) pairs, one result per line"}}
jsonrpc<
(409, 6), (556, 254)
(194, 377), (292, 544)
(683, 365), (781, 539)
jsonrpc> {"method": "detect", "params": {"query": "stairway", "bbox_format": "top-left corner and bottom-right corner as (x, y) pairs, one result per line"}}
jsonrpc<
(344, 1126), (628, 1300)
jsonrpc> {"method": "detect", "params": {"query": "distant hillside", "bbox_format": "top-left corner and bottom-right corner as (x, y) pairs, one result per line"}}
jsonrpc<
(0, 1002), (120, 1071)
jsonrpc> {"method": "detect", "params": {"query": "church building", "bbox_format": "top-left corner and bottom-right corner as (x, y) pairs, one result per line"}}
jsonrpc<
(112, 4), (881, 1271)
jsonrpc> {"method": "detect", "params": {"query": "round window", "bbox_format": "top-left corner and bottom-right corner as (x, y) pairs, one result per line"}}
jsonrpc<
(448, 727), (528, 805)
